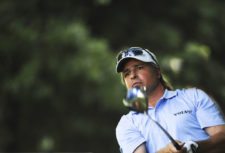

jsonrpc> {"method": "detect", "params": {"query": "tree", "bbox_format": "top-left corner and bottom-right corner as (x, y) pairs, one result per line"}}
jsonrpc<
(0, 0), (224, 152)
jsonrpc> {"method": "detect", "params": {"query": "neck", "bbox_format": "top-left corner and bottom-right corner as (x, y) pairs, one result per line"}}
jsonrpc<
(147, 83), (165, 107)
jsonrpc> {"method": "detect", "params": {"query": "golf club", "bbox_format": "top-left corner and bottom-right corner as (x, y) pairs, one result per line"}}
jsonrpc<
(123, 87), (182, 150)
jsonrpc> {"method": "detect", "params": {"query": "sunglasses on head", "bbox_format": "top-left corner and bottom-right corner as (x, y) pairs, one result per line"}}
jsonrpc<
(117, 47), (158, 64)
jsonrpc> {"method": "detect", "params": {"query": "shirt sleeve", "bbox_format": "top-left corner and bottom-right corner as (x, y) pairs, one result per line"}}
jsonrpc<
(116, 114), (146, 153)
(194, 88), (225, 129)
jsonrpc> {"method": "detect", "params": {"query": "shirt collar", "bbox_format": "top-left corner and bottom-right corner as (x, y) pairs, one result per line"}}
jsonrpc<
(129, 89), (177, 113)
(162, 89), (177, 99)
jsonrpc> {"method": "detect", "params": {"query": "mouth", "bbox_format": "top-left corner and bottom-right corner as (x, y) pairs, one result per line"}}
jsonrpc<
(132, 82), (143, 88)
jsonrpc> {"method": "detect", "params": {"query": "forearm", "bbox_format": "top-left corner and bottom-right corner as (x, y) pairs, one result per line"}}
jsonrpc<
(197, 132), (225, 153)
(133, 143), (147, 153)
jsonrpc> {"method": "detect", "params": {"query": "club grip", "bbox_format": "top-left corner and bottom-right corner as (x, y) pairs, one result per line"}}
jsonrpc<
(172, 140), (182, 150)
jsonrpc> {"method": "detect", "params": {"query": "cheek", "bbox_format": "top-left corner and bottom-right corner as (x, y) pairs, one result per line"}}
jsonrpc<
(124, 78), (132, 88)
(140, 71), (156, 84)
(139, 72), (150, 81)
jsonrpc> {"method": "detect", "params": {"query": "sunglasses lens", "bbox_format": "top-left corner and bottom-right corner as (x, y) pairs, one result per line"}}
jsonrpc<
(132, 49), (143, 55)
(117, 48), (144, 62)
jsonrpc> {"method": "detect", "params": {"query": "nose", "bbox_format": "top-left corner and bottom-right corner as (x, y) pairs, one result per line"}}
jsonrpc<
(130, 69), (137, 79)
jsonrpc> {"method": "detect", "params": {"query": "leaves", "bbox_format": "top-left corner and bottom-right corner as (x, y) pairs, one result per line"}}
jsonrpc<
(0, 0), (225, 152)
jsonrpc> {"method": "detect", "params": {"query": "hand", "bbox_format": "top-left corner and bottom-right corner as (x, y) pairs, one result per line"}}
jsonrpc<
(157, 141), (186, 153)
(183, 141), (198, 153)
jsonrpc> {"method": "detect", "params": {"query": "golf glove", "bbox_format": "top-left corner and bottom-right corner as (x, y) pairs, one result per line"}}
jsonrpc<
(183, 141), (198, 153)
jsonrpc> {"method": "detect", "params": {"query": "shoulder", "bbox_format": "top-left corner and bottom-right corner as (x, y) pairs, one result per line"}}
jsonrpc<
(116, 112), (135, 130)
(116, 111), (147, 132)
(175, 87), (209, 100)
(176, 87), (204, 95)
(168, 87), (213, 108)
(174, 88), (219, 110)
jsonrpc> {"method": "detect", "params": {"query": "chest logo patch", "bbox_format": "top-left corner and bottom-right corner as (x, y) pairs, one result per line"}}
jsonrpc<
(173, 110), (192, 116)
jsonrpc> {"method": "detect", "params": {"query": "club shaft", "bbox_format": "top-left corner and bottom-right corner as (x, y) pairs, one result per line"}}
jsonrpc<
(147, 114), (182, 150)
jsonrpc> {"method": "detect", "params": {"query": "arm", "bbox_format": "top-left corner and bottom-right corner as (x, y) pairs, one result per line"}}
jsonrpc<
(155, 125), (225, 153)
(156, 141), (186, 153)
(134, 143), (147, 153)
(197, 124), (225, 153)
(116, 115), (147, 153)
(193, 89), (225, 152)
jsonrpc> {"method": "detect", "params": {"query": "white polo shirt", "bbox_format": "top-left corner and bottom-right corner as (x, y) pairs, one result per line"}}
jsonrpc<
(116, 88), (225, 153)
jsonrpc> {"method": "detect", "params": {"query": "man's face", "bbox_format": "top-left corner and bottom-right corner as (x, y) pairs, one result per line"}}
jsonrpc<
(122, 59), (160, 90)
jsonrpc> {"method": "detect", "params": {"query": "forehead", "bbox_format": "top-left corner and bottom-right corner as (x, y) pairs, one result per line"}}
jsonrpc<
(122, 59), (145, 70)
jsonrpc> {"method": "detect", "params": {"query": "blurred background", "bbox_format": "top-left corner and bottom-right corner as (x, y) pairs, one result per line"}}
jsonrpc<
(0, 0), (225, 152)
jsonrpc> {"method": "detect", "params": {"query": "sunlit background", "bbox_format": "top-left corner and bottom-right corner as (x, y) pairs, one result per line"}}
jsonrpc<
(0, 0), (225, 152)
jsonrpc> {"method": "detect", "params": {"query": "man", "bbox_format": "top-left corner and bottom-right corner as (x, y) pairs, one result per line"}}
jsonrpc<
(115, 47), (225, 153)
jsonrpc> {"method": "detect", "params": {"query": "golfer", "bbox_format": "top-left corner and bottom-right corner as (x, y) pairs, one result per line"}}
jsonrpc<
(115, 47), (225, 153)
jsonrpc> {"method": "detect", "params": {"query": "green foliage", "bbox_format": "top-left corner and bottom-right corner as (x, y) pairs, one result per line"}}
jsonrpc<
(0, 0), (225, 152)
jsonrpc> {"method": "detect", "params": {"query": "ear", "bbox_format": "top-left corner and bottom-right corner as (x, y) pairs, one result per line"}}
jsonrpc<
(120, 73), (126, 86)
(149, 63), (161, 78)
(157, 69), (161, 79)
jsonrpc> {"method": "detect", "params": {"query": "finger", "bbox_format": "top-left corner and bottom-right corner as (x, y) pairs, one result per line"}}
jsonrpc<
(177, 141), (185, 147)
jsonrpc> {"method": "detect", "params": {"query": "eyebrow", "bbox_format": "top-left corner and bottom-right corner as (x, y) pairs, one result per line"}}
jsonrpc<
(122, 63), (145, 73)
